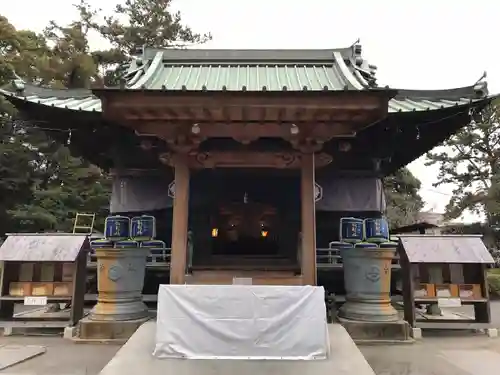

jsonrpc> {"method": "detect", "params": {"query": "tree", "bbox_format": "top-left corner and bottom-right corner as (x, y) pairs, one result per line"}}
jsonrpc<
(2, 0), (213, 235)
(426, 103), (500, 226)
(73, 0), (212, 86)
(43, 14), (99, 88)
(0, 15), (51, 235)
(9, 146), (111, 233)
(383, 167), (425, 228)
(0, 14), (110, 236)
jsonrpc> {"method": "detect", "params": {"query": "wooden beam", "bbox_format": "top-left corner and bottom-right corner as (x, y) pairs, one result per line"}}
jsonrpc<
(133, 121), (359, 141)
(158, 151), (332, 169)
(96, 90), (392, 111)
(117, 105), (381, 123)
(169, 155), (190, 284)
(300, 152), (317, 286)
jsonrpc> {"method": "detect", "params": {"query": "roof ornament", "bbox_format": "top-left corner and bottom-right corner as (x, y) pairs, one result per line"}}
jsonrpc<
(349, 38), (361, 49)
(474, 71), (487, 85)
(473, 71), (488, 98)
(350, 39), (362, 63)
(12, 79), (25, 95)
(11, 71), (25, 95)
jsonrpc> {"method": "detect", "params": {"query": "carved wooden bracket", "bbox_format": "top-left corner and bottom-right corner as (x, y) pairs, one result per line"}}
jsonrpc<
(159, 151), (332, 169)
(166, 134), (204, 154)
(290, 138), (325, 154)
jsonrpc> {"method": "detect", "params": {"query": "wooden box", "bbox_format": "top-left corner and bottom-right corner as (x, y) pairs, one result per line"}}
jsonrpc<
(435, 283), (459, 298)
(31, 282), (54, 296)
(9, 282), (32, 296)
(19, 263), (34, 282)
(61, 263), (75, 282)
(414, 283), (435, 298)
(40, 263), (55, 282)
(458, 284), (482, 299)
(53, 282), (73, 296)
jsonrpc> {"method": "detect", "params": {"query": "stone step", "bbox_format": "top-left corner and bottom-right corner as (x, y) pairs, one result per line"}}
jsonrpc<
(185, 271), (303, 285)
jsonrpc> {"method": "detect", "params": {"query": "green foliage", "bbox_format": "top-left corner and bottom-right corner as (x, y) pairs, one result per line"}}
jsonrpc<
(1, 1), (211, 237)
(77, 0), (211, 53)
(426, 104), (500, 226)
(487, 271), (500, 297)
(0, 14), (109, 237)
(0, 15), (47, 234)
(74, 0), (211, 86)
(43, 18), (98, 88)
(383, 167), (424, 228)
(0, 124), (40, 234)
(9, 147), (111, 232)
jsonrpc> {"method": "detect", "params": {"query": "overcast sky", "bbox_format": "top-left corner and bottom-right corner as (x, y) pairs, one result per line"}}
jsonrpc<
(3, 0), (499, 222)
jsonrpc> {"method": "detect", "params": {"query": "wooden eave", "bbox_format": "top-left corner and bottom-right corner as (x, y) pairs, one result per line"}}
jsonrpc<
(92, 88), (395, 144)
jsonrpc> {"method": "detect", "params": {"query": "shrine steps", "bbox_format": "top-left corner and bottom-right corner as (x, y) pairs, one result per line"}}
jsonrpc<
(191, 255), (301, 272)
(185, 270), (304, 285)
(98, 322), (376, 375)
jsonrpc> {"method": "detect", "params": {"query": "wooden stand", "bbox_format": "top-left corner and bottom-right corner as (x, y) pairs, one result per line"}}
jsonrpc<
(399, 235), (494, 331)
(0, 234), (88, 331)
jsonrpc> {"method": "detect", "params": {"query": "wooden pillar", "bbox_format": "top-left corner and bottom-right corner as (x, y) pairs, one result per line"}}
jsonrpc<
(170, 155), (190, 284)
(300, 152), (317, 285)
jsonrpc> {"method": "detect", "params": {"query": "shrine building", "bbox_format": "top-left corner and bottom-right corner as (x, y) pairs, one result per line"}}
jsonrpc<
(1, 44), (490, 287)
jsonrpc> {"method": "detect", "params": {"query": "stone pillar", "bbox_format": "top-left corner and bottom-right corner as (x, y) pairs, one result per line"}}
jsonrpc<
(170, 155), (190, 284)
(339, 247), (398, 322)
(300, 152), (317, 286)
(90, 248), (148, 321)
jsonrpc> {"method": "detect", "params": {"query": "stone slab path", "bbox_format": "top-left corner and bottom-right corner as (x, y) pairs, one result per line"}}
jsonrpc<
(0, 345), (46, 371)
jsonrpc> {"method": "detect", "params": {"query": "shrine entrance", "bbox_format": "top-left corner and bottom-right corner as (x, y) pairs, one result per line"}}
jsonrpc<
(188, 170), (302, 273)
(210, 201), (279, 257)
(199, 199), (299, 272)
(94, 80), (393, 285)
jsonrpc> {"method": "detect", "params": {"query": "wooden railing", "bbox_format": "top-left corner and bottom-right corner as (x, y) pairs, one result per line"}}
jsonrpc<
(315, 247), (401, 269)
(87, 248), (172, 269)
(87, 231), (193, 271)
(88, 243), (400, 270)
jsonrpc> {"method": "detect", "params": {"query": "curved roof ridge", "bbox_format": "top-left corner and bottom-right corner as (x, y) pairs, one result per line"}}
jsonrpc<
(394, 80), (488, 100)
(141, 46), (356, 62)
(332, 51), (364, 90)
(129, 51), (164, 89)
(0, 82), (94, 99)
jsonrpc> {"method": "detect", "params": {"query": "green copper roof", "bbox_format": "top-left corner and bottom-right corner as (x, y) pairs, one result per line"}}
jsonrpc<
(122, 47), (376, 91)
(0, 82), (487, 114)
(0, 44), (489, 113)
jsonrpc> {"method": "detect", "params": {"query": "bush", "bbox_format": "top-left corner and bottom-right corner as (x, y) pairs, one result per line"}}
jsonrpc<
(487, 271), (500, 298)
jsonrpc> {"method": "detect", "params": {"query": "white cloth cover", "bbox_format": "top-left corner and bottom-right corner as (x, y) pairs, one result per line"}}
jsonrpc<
(153, 284), (330, 360)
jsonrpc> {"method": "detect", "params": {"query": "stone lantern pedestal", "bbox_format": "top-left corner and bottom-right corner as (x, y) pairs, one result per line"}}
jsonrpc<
(77, 248), (150, 342)
(339, 247), (398, 322)
(90, 248), (149, 321)
(338, 247), (410, 342)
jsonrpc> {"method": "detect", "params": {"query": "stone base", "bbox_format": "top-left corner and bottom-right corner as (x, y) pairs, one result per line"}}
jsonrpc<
(64, 326), (77, 339)
(338, 317), (412, 344)
(77, 316), (151, 342)
(338, 300), (399, 322)
(410, 327), (422, 339)
(486, 328), (498, 338)
(89, 300), (149, 321)
(98, 322), (376, 375)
